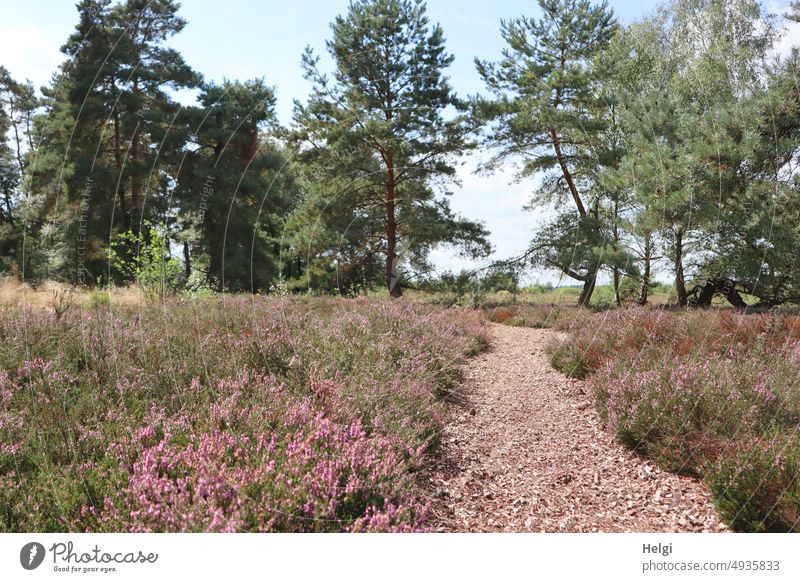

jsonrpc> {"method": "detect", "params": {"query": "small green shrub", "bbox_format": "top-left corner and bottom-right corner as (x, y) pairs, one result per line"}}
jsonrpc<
(618, 276), (640, 302)
(108, 222), (183, 301)
(86, 289), (110, 309)
(547, 338), (592, 379)
(707, 437), (800, 532)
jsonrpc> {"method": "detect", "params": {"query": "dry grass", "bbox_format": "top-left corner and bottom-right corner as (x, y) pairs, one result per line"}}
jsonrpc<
(0, 279), (143, 310)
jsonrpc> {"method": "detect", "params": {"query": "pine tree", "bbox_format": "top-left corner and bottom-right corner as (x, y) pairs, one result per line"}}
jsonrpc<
(175, 80), (297, 292)
(695, 48), (800, 307)
(105, 0), (199, 231)
(28, 0), (199, 284)
(475, 0), (618, 306)
(0, 68), (38, 274)
(791, 2), (800, 20)
(0, 98), (18, 266)
(614, 0), (776, 306)
(290, 0), (488, 297)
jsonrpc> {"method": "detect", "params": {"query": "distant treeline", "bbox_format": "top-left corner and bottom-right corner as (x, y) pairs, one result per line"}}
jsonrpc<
(1, 0), (799, 306)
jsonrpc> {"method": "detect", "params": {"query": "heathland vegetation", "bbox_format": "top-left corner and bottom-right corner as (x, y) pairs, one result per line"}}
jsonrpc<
(482, 302), (800, 532)
(2, 0), (800, 533)
(0, 295), (487, 531)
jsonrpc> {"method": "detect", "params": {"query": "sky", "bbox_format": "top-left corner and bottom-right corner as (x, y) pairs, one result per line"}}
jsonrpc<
(1, 0), (798, 285)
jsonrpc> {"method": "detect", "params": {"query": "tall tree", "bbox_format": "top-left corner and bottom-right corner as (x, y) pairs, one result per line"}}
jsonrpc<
(690, 46), (800, 307)
(291, 0), (488, 297)
(28, 0), (198, 283)
(0, 68), (38, 273)
(176, 80), (297, 292)
(0, 68), (37, 190)
(476, 0), (618, 305)
(105, 0), (199, 231)
(608, 0), (775, 306)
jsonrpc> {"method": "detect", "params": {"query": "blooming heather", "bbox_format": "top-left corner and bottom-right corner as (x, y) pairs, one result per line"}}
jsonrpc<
(544, 307), (800, 531)
(0, 297), (488, 532)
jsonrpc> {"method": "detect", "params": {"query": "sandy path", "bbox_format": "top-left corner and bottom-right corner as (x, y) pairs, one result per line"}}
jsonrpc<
(427, 323), (727, 532)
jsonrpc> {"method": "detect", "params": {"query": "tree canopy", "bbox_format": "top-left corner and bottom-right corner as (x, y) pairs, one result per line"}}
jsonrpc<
(1, 0), (800, 306)
(288, 0), (490, 296)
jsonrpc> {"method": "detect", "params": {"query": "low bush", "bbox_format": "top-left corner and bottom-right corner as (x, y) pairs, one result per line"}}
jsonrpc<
(707, 437), (800, 532)
(0, 297), (488, 532)
(547, 337), (596, 379)
(540, 307), (800, 531)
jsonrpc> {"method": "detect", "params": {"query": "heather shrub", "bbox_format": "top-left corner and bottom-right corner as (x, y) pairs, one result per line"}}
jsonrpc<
(482, 302), (594, 332)
(547, 337), (595, 379)
(547, 310), (675, 375)
(0, 297), (488, 532)
(512, 305), (559, 329)
(101, 413), (423, 532)
(592, 351), (799, 473)
(548, 307), (800, 531)
(487, 306), (516, 324)
(707, 436), (800, 532)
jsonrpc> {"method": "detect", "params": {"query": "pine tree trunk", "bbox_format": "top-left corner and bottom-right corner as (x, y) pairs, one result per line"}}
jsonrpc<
(183, 241), (191, 279)
(674, 229), (688, 306)
(578, 269), (597, 307)
(550, 129), (586, 218)
(209, 254), (222, 292)
(637, 236), (652, 306)
(130, 110), (141, 234)
(689, 278), (748, 309)
(127, 75), (146, 234)
(3, 191), (13, 224)
(612, 197), (621, 306)
(386, 153), (401, 298)
(9, 102), (26, 184)
(113, 113), (128, 230)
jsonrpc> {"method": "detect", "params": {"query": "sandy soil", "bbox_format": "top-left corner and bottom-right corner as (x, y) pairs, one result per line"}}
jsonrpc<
(427, 323), (728, 532)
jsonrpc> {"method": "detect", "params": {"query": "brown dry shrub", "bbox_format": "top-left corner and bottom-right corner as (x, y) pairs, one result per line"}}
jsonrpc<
(488, 307), (517, 323)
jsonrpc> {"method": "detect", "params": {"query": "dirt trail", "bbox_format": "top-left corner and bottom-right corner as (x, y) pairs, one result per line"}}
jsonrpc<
(428, 323), (727, 532)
